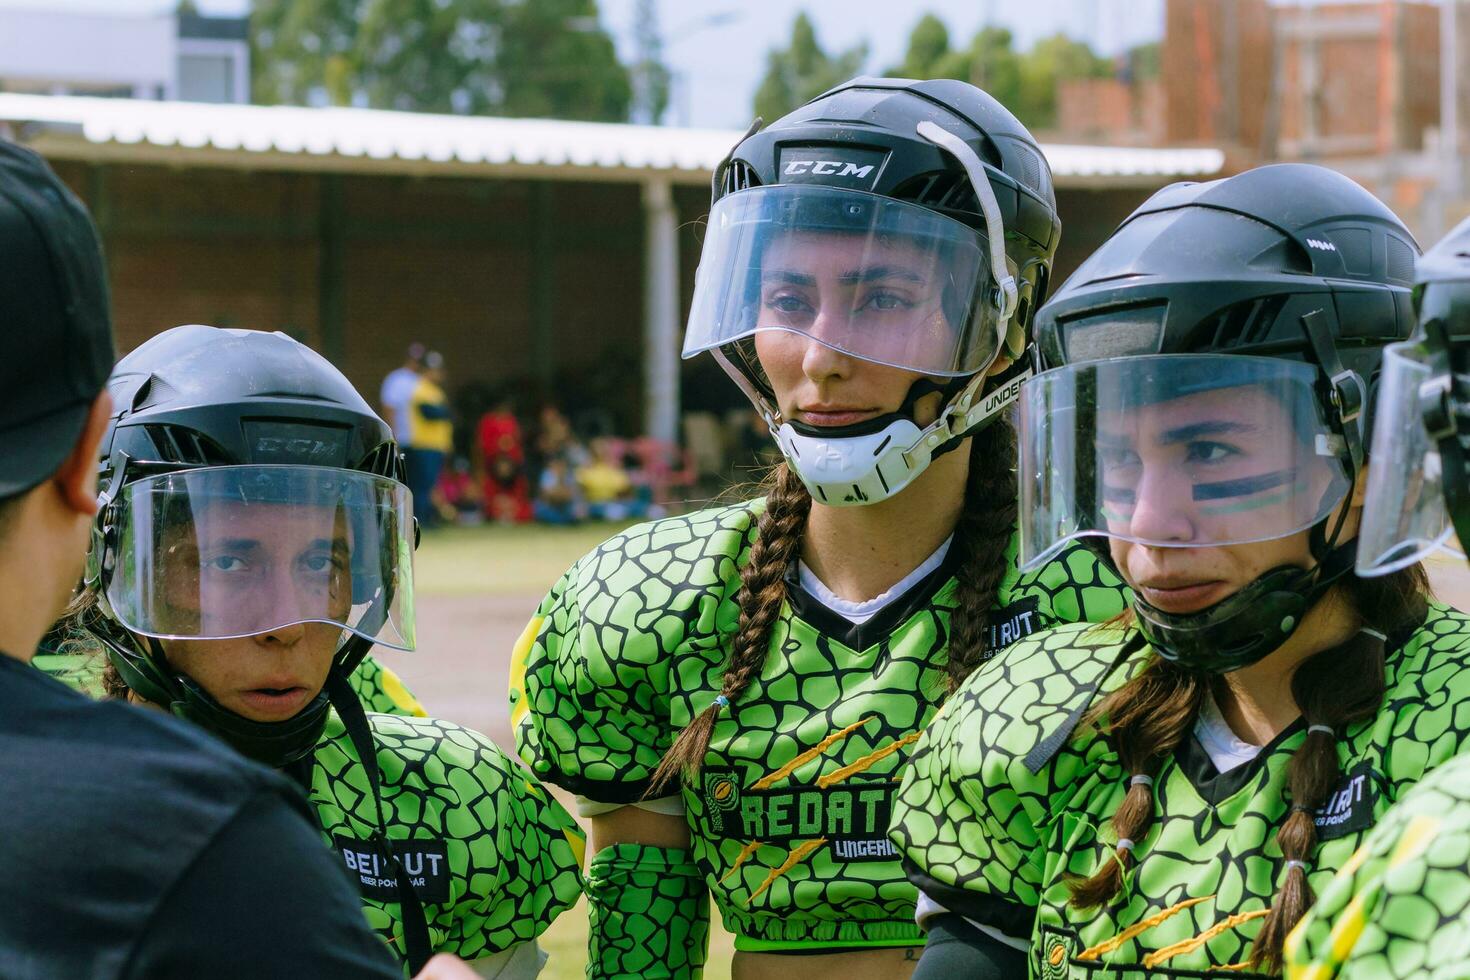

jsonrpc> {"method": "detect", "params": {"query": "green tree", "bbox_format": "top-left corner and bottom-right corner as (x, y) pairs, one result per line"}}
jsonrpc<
(894, 13), (951, 79)
(883, 16), (1111, 131)
(251, 0), (635, 122)
(1016, 32), (1111, 128)
(752, 12), (867, 123)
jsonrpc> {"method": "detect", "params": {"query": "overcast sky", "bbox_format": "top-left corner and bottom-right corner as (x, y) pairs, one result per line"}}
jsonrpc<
(4, 0), (1164, 128)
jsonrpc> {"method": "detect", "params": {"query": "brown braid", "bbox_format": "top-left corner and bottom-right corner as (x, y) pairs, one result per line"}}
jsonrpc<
(1062, 564), (1428, 976)
(1248, 565), (1427, 972)
(647, 462), (811, 793)
(944, 418), (1020, 693)
(647, 416), (1022, 794)
(1065, 655), (1209, 909)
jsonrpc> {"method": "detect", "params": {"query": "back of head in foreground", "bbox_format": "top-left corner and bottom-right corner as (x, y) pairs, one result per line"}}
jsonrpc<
(0, 140), (403, 980)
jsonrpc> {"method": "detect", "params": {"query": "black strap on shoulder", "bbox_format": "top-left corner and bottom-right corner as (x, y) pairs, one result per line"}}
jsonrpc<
(326, 670), (433, 975)
(1023, 632), (1145, 775)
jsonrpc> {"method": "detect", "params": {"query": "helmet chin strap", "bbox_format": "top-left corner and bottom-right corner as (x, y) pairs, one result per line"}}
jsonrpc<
(730, 352), (1032, 506)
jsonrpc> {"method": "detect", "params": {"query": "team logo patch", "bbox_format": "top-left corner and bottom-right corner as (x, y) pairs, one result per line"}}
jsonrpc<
(333, 835), (452, 903)
(986, 597), (1042, 654)
(1312, 762), (1380, 841)
(702, 767), (899, 862)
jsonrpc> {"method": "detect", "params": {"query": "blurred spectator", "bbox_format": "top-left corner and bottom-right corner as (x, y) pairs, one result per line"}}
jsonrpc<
(577, 438), (650, 522)
(435, 456), (484, 526)
(379, 342), (424, 445)
(407, 350), (453, 528)
(533, 456), (585, 525)
(476, 393), (531, 523)
(535, 405), (588, 469)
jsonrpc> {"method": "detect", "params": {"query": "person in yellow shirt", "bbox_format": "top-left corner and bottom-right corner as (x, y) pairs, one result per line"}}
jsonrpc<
(407, 350), (453, 528)
(575, 437), (650, 521)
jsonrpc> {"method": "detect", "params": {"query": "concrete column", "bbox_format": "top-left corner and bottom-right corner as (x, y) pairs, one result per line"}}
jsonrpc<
(642, 177), (680, 443)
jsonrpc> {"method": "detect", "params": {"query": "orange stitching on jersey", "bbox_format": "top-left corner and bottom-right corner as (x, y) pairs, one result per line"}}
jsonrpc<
(746, 839), (827, 904)
(1140, 908), (1270, 969)
(720, 840), (764, 884)
(815, 731), (924, 788)
(1074, 895), (1212, 960)
(751, 716), (876, 790)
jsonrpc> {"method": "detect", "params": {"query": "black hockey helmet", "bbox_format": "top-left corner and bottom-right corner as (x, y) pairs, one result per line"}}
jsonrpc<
(82, 325), (415, 766)
(1022, 164), (1418, 672)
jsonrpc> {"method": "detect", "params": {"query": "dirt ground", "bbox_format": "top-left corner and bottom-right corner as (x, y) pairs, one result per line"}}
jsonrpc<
(378, 526), (1470, 979)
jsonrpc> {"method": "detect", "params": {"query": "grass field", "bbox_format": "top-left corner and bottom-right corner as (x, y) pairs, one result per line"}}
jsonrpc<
(401, 522), (1470, 979)
(403, 519), (739, 978)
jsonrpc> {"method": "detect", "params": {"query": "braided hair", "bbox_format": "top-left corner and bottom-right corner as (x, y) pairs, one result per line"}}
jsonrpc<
(1064, 564), (1428, 973)
(648, 418), (1020, 794)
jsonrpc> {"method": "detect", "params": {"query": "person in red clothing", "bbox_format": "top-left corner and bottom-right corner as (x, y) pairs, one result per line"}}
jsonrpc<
(475, 393), (532, 523)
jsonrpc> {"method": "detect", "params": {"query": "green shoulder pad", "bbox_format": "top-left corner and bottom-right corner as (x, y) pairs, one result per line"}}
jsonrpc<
(510, 502), (759, 804)
(312, 711), (586, 963)
(889, 620), (1139, 934)
(349, 653), (426, 716)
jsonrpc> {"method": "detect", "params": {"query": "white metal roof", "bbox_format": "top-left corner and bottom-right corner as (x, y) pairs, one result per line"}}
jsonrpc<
(0, 92), (1226, 188)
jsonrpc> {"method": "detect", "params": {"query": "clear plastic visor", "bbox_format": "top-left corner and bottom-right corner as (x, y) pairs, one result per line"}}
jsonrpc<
(1019, 355), (1352, 570)
(682, 184), (999, 377)
(1357, 342), (1463, 575)
(106, 465), (416, 650)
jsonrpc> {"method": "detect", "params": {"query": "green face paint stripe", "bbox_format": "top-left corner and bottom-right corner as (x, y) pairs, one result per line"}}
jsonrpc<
(1195, 483), (1305, 516)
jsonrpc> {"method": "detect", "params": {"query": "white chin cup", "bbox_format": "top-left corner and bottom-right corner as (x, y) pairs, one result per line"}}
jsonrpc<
(770, 361), (1032, 507)
(774, 417), (928, 506)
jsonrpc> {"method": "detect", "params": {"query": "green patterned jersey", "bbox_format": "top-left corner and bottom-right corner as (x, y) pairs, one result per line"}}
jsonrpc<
(510, 499), (1128, 952)
(890, 602), (1470, 979)
(309, 709), (586, 968)
(1284, 750), (1470, 980)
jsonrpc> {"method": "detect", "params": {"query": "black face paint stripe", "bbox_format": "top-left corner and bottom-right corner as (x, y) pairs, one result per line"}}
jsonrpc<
(1191, 468), (1298, 501)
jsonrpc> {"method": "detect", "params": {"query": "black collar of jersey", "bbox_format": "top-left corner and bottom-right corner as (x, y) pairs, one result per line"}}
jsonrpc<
(1175, 614), (1423, 805)
(782, 541), (964, 652)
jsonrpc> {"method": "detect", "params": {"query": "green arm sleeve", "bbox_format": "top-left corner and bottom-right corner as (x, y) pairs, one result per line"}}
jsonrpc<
(586, 844), (709, 980)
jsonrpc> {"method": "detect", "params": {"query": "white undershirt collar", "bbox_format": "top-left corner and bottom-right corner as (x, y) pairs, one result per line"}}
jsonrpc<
(796, 535), (954, 625)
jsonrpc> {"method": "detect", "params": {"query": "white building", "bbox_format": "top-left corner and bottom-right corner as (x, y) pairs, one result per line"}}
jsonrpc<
(0, 7), (249, 104)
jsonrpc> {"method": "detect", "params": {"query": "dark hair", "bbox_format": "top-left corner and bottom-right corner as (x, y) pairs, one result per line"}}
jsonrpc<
(1064, 563), (1429, 973)
(648, 418), (1020, 793)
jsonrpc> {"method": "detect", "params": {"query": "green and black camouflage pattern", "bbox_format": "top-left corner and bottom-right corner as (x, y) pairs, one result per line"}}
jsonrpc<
(891, 603), (1470, 978)
(311, 709), (586, 969)
(1284, 750), (1470, 979)
(586, 844), (709, 978)
(510, 499), (1129, 953)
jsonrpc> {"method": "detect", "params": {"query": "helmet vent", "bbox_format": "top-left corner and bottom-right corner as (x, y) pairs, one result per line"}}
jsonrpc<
(1204, 296), (1285, 350)
(359, 442), (402, 481)
(1013, 145), (1043, 196)
(1386, 235), (1416, 284)
(147, 425), (230, 466)
(724, 161), (761, 195)
(895, 173), (979, 219)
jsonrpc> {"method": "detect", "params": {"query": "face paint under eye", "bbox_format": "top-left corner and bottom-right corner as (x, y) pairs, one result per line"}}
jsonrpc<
(1191, 468), (1301, 502)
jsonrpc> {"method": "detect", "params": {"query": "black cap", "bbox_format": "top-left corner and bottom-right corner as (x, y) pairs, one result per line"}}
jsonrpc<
(0, 139), (114, 497)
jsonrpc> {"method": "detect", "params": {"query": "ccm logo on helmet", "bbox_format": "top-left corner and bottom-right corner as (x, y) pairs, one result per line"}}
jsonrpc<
(1306, 238), (1338, 252)
(784, 160), (875, 179)
(254, 436), (339, 460)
